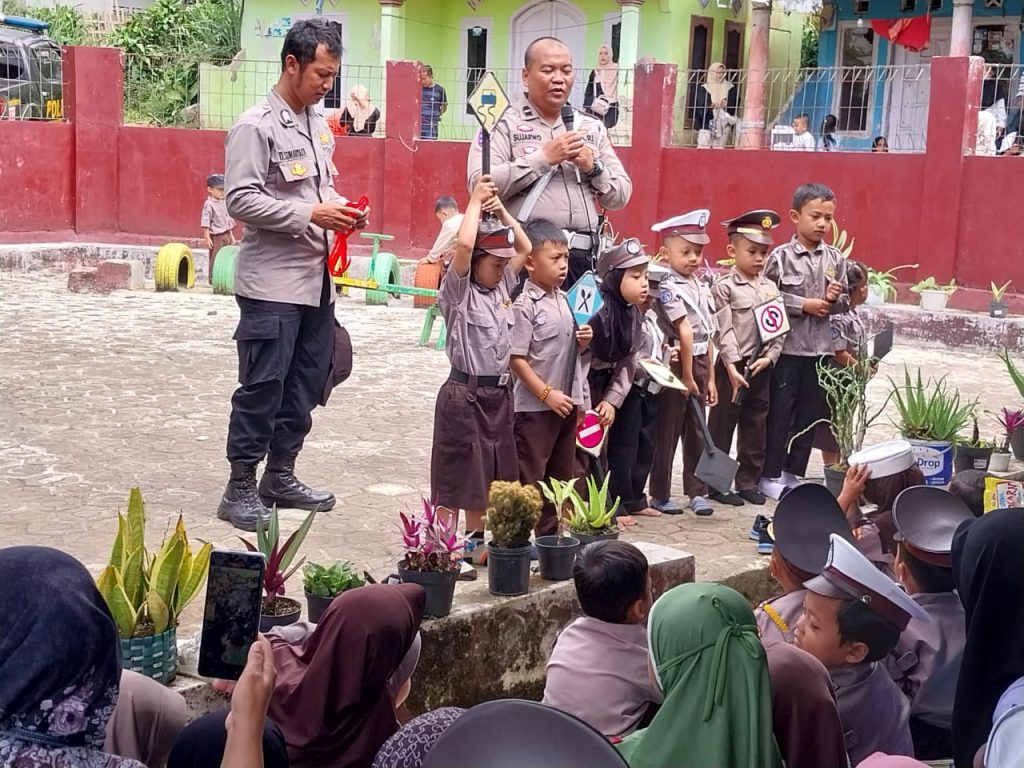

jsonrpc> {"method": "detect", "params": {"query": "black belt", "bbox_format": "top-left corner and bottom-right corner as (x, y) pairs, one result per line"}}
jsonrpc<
(449, 368), (511, 387)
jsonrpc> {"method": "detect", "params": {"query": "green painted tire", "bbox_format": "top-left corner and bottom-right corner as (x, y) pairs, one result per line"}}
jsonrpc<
(154, 243), (195, 292)
(366, 251), (401, 305)
(212, 245), (239, 295)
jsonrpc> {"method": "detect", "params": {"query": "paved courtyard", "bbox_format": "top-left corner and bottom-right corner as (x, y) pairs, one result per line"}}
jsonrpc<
(1, 270), (1020, 631)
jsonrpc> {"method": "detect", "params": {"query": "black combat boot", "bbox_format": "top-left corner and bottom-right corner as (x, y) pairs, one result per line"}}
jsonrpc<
(258, 455), (337, 512)
(217, 462), (272, 532)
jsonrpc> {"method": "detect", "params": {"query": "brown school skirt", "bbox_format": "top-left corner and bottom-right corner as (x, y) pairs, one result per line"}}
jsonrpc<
(430, 378), (518, 511)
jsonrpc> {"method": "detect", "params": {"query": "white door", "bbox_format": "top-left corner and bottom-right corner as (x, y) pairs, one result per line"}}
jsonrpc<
(509, 0), (587, 109)
(885, 20), (950, 151)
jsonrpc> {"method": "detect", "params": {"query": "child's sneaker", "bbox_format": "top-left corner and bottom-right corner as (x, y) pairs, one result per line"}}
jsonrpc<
(749, 514), (771, 541)
(690, 496), (714, 517)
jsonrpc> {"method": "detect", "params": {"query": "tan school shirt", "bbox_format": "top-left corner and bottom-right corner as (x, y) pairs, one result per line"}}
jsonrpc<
(438, 266), (519, 376)
(831, 306), (867, 355)
(201, 197), (235, 236)
(510, 279), (585, 412)
(712, 267), (786, 366)
(755, 588), (807, 645)
(654, 270), (717, 352)
(763, 237), (850, 357)
(225, 88), (347, 307)
(466, 98), (632, 232)
(584, 313), (644, 409)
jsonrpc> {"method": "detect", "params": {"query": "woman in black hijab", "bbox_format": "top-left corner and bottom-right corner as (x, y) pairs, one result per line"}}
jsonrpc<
(951, 508), (1024, 768)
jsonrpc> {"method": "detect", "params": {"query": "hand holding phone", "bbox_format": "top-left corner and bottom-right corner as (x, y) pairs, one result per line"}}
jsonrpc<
(198, 550), (266, 681)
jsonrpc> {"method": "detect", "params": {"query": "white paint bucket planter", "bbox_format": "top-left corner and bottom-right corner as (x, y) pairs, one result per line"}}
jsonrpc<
(919, 289), (950, 311)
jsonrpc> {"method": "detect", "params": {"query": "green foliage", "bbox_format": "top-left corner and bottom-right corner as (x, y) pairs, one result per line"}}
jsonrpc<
(910, 277), (957, 295)
(486, 481), (541, 549)
(568, 474), (620, 535)
(302, 561), (364, 598)
(240, 506), (317, 603)
(867, 264), (918, 301)
(830, 220), (855, 259)
(1, 1), (90, 46)
(537, 477), (578, 537)
(889, 367), (977, 443)
(96, 488), (211, 637)
(998, 348), (1024, 400)
(992, 281), (1012, 301)
(801, 15), (820, 70)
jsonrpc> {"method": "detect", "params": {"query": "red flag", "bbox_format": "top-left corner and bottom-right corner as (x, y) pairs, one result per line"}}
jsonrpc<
(870, 15), (932, 52)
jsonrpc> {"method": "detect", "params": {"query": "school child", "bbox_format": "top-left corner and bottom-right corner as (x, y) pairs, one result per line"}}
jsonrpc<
(815, 260), (870, 467)
(886, 487), (972, 760)
(795, 533), (928, 766)
(200, 173), (235, 284)
(429, 175), (530, 561)
(510, 220), (592, 536)
(542, 540), (662, 737)
(756, 483), (856, 640)
(607, 264), (669, 523)
(648, 211), (719, 516)
(707, 210), (785, 513)
(761, 183), (850, 500)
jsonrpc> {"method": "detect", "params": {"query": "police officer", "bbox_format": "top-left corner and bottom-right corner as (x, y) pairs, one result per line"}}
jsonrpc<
(219, 18), (367, 531)
(467, 36), (632, 288)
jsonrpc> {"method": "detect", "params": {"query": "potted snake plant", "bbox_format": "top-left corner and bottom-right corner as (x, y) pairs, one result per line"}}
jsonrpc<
(97, 488), (211, 684)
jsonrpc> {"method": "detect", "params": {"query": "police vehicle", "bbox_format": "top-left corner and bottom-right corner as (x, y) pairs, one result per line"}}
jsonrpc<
(0, 14), (63, 120)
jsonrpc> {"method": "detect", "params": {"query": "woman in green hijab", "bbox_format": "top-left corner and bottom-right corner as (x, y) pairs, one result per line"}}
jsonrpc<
(616, 583), (783, 768)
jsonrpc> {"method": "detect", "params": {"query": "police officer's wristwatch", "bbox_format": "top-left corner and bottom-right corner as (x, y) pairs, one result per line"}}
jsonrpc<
(584, 159), (605, 179)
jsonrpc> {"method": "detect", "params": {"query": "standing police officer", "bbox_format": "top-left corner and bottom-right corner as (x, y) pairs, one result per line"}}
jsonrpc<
(219, 19), (367, 531)
(467, 36), (632, 288)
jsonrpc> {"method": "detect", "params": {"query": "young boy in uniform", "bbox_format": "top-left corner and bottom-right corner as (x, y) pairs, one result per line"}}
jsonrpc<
(425, 196), (463, 266)
(511, 220), (592, 536)
(887, 486), (972, 760)
(200, 173), (235, 284)
(795, 533), (929, 766)
(756, 483), (855, 639)
(761, 183), (849, 500)
(542, 540), (662, 737)
(648, 211), (719, 516)
(707, 210), (785, 514)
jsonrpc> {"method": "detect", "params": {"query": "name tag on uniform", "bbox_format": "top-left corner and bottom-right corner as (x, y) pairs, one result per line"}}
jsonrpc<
(277, 148), (307, 162)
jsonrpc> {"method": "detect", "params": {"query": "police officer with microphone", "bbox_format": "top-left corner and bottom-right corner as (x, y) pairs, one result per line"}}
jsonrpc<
(467, 36), (632, 287)
(218, 18), (366, 531)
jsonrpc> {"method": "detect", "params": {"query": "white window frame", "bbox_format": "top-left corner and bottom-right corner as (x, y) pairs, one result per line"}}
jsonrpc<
(833, 21), (878, 136)
(459, 15), (494, 126)
(291, 11), (349, 110)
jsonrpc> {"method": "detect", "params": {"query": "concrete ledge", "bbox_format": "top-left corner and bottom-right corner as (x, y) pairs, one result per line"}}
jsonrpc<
(863, 303), (1024, 353)
(172, 542), (694, 720)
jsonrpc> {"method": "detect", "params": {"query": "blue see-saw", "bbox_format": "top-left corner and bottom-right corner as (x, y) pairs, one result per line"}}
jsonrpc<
(0, 15), (51, 32)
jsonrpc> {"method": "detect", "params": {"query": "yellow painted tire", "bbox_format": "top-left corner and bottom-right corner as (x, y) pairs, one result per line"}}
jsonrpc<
(155, 243), (196, 292)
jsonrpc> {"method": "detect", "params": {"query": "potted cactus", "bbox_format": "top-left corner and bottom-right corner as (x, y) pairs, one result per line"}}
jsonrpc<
(302, 560), (364, 624)
(486, 481), (541, 597)
(397, 500), (466, 618)
(569, 473), (621, 546)
(240, 506), (317, 632)
(97, 488), (211, 684)
(536, 478), (581, 581)
(953, 415), (994, 472)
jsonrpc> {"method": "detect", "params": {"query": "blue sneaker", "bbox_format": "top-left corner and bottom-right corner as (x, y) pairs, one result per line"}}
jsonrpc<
(651, 498), (684, 515)
(749, 514), (771, 541)
(757, 523), (775, 555)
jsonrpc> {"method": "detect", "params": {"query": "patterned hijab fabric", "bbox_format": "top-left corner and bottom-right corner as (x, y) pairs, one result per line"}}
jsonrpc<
(0, 546), (143, 768)
(371, 708), (465, 768)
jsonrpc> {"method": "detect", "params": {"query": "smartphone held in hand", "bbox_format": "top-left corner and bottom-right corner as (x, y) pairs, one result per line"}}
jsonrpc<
(198, 550), (266, 681)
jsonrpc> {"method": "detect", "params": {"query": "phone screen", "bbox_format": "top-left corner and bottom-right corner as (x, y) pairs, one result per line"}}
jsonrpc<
(198, 550), (265, 681)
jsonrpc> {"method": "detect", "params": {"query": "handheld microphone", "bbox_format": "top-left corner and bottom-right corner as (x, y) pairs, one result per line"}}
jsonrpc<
(561, 103), (581, 184)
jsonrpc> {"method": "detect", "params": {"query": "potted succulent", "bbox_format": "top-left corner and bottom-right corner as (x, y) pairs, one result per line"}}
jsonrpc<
(536, 478), (582, 581)
(866, 263), (918, 305)
(890, 367), (977, 486)
(397, 500), (466, 618)
(302, 560), (364, 624)
(990, 280), (1012, 318)
(240, 506), (317, 632)
(568, 474), (621, 546)
(486, 481), (541, 597)
(997, 406), (1024, 461)
(910, 277), (957, 311)
(953, 415), (994, 472)
(97, 488), (211, 684)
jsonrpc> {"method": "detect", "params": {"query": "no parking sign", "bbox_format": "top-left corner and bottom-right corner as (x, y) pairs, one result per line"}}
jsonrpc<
(576, 410), (607, 457)
(753, 297), (790, 343)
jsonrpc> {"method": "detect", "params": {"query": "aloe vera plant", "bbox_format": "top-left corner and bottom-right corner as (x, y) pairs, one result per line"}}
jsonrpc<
(889, 367), (977, 443)
(568, 474), (620, 535)
(96, 488), (212, 638)
(998, 349), (1024, 400)
(537, 477), (578, 538)
(240, 506), (317, 608)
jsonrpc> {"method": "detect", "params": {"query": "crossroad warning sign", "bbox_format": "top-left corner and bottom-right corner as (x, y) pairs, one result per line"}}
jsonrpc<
(565, 271), (603, 327)
(753, 296), (790, 343)
(467, 71), (510, 134)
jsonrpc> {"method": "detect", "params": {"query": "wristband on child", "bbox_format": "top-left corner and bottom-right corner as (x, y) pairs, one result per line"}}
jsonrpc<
(539, 385), (553, 402)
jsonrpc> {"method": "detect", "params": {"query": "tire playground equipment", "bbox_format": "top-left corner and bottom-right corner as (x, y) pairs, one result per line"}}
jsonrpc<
(211, 245), (239, 295)
(154, 243), (196, 292)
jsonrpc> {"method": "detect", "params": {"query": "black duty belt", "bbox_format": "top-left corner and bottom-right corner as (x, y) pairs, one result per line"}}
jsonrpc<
(449, 368), (511, 388)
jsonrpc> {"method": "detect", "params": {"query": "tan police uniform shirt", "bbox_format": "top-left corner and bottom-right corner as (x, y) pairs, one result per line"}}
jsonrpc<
(225, 87), (346, 307)
(755, 588), (806, 645)
(655, 270), (717, 353)
(466, 99), (632, 233)
(585, 316), (644, 409)
(763, 237), (850, 357)
(438, 266), (519, 376)
(511, 279), (585, 412)
(712, 267), (786, 366)
(201, 197), (235, 236)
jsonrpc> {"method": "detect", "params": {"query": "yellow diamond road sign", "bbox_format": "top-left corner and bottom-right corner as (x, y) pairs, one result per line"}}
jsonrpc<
(467, 71), (510, 134)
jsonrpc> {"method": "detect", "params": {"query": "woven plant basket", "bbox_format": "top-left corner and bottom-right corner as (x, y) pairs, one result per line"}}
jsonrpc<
(121, 627), (177, 684)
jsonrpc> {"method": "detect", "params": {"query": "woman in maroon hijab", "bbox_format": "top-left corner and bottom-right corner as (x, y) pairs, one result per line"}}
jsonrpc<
(267, 583), (426, 768)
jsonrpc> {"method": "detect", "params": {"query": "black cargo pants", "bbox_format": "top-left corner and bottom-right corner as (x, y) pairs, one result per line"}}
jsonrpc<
(226, 270), (345, 464)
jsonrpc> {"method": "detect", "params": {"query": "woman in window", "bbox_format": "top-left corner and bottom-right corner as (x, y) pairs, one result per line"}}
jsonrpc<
(338, 84), (380, 137)
(694, 62), (738, 148)
(584, 43), (620, 130)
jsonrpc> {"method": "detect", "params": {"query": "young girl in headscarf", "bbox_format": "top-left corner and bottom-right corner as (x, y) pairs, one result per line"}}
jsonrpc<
(616, 583), (782, 768)
(584, 43), (620, 130)
(695, 62), (738, 148)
